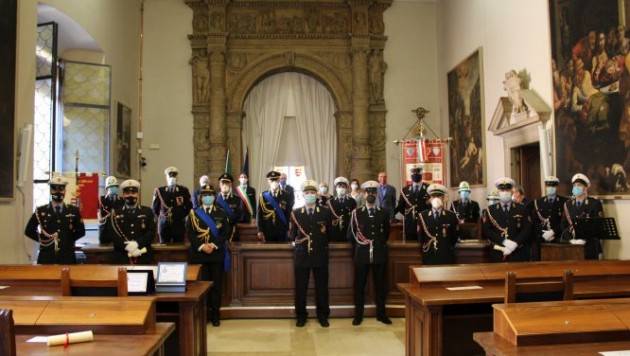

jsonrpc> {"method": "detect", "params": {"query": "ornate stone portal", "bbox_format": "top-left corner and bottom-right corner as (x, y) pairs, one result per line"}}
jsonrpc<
(185, 0), (391, 181)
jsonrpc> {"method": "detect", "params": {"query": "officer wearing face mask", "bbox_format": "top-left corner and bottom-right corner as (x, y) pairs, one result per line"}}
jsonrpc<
(25, 176), (85, 264)
(317, 182), (331, 206)
(215, 173), (244, 241)
(192, 175), (209, 210)
(450, 181), (480, 224)
(417, 184), (460, 265)
(528, 176), (567, 260)
(347, 180), (391, 326)
(394, 167), (430, 241)
(327, 177), (357, 242)
(98, 176), (124, 244)
(186, 184), (229, 327)
(257, 171), (291, 242)
(235, 172), (256, 223)
(482, 177), (532, 262)
(105, 179), (155, 264)
(279, 173), (295, 212)
(561, 173), (604, 260)
(152, 166), (192, 243)
(290, 180), (333, 328)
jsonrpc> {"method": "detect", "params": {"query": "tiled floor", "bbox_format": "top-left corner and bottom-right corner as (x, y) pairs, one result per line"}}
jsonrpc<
(206, 318), (405, 356)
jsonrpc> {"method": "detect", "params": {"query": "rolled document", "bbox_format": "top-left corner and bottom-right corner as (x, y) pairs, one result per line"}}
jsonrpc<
(493, 244), (507, 253)
(47, 330), (94, 347)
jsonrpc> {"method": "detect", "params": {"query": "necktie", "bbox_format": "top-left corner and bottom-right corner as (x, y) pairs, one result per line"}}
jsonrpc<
(308, 208), (313, 216)
(368, 208), (374, 217)
(55, 206), (61, 215)
(503, 205), (508, 213)
(577, 201), (582, 207)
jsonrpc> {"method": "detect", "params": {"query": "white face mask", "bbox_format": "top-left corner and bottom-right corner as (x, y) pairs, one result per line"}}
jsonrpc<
(319, 187), (328, 194)
(430, 197), (443, 209)
(351, 183), (359, 191)
(269, 181), (279, 191)
(167, 177), (177, 186)
(239, 178), (248, 186)
(336, 187), (347, 196)
(499, 191), (512, 203)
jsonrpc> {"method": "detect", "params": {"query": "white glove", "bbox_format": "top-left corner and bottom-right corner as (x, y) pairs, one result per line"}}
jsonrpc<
(493, 244), (512, 256)
(124, 240), (139, 253)
(569, 239), (586, 245)
(503, 239), (518, 251)
(542, 230), (555, 242)
(130, 249), (143, 257)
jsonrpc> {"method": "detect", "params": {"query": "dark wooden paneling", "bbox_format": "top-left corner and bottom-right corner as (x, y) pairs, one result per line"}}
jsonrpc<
(0, 0), (17, 199)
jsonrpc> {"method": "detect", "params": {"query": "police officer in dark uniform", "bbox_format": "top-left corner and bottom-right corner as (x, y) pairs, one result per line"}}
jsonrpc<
(347, 180), (391, 326)
(257, 171), (291, 242)
(98, 176), (124, 244)
(216, 173), (245, 241)
(152, 166), (192, 243)
(450, 181), (481, 223)
(482, 177), (532, 262)
(236, 172), (256, 223)
(191, 175), (209, 210)
(394, 167), (429, 241)
(279, 172), (295, 211)
(105, 179), (155, 264)
(186, 184), (229, 326)
(417, 184), (460, 265)
(317, 182), (332, 206)
(290, 180), (332, 328)
(25, 176), (85, 264)
(562, 173), (604, 260)
(528, 176), (567, 260)
(327, 177), (357, 242)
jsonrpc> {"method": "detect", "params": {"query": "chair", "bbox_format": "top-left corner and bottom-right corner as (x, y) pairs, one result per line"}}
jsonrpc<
(0, 309), (16, 356)
(504, 269), (573, 303)
(61, 266), (128, 296)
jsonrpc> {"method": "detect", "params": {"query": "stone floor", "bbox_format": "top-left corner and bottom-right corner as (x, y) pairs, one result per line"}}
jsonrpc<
(206, 318), (405, 356)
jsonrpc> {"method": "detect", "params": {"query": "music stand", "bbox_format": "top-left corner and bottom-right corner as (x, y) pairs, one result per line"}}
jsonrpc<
(574, 217), (620, 240)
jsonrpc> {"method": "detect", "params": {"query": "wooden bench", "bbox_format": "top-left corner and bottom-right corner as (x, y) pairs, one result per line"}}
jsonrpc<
(0, 309), (16, 356)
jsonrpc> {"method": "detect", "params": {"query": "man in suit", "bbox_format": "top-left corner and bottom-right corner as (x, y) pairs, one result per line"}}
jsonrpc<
(562, 173), (604, 260)
(186, 184), (229, 326)
(394, 167), (429, 240)
(98, 176), (124, 244)
(257, 171), (291, 242)
(482, 177), (532, 262)
(216, 173), (245, 241)
(450, 181), (480, 223)
(235, 172), (256, 223)
(290, 180), (332, 328)
(527, 176), (567, 260)
(152, 166), (192, 243)
(25, 176), (85, 264)
(327, 177), (357, 242)
(417, 184), (460, 265)
(105, 179), (155, 264)
(191, 175), (209, 210)
(348, 180), (392, 326)
(279, 172), (295, 212)
(377, 172), (396, 219)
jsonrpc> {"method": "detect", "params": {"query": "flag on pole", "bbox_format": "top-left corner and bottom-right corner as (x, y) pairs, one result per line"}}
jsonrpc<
(225, 148), (231, 174)
(242, 146), (249, 176)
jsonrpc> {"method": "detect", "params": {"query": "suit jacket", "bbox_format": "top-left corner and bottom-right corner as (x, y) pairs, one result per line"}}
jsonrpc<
(377, 184), (397, 218)
(186, 206), (229, 263)
(106, 205), (155, 264)
(347, 206), (390, 265)
(418, 209), (460, 265)
(281, 184), (295, 211)
(290, 206), (332, 268)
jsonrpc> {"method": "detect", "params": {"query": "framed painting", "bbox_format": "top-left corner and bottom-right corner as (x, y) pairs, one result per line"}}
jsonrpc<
(0, 0), (17, 200)
(115, 102), (131, 178)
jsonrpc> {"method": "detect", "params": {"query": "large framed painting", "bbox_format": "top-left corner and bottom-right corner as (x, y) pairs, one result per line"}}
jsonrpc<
(0, 0), (17, 200)
(447, 48), (485, 187)
(115, 102), (131, 178)
(550, 0), (630, 197)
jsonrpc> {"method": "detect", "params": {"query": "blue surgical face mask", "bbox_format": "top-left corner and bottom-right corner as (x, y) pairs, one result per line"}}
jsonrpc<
(202, 195), (215, 206)
(459, 191), (470, 200)
(304, 194), (317, 205)
(572, 186), (584, 197)
(108, 187), (119, 195)
(546, 186), (557, 197)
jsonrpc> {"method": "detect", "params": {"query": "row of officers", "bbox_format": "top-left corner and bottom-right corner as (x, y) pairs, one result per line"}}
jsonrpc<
(25, 166), (603, 327)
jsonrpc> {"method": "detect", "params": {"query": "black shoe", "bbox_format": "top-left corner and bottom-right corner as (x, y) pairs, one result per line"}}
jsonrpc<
(352, 317), (363, 326)
(296, 319), (306, 327)
(377, 315), (392, 325)
(318, 319), (329, 327)
(211, 319), (221, 327)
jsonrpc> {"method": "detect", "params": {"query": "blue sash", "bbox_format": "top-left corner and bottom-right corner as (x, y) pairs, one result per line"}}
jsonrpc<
(216, 195), (236, 220)
(263, 191), (288, 226)
(195, 207), (220, 240)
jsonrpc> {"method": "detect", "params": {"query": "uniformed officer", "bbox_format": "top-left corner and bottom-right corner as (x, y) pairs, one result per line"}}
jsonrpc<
(279, 172), (295, 211)
(105, 179), (155, 264)
(98, 176), (124, 244)
(482, 177), (532, 262)
(486, 189), (499, 207)
(25, 176), (85, 264)
(327, 177), (357, 242)
(394, 167), (430, 241)
(347, 180), (392, 326)
(152, 166), (192, 243)
(192, 175), (209, 210)
(186, 184), (229, 326)
(317, 182), (331, 206)
(450, 181), (480, 224)
(562, 173), (604, 260)
(235, 172), (257, 223)
(417, 184), (460, 265)
(290, 180), (332, 327)
(216, 173), (244, 241)
(528, 176), (567, 260)
(257, 171), (291, 242)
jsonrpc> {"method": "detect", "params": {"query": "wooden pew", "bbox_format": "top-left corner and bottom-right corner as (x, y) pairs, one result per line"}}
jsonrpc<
(0, 309), (16, 356)
(0, 265), (209, 356)
(398, 260), (630, 356)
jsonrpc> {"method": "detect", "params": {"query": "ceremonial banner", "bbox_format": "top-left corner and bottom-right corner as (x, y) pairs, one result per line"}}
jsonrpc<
(401, 139), (447, 186)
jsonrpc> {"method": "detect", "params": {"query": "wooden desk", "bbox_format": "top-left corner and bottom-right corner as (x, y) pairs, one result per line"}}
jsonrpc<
(398, 260), (630, 356)
(540, 243), (584, 261)
(16, 322), (175, 356)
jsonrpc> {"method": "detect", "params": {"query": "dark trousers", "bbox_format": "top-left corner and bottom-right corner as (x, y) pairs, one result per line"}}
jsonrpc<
(158, 218), (186, 243)
(354, 263), (387, 317)
(403, 215), (418, 241)
(294, 265), (330, 321)
(200, 262), (223, 322)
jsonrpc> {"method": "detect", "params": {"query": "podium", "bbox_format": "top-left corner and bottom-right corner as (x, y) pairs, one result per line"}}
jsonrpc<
(540, 243), (584, 261)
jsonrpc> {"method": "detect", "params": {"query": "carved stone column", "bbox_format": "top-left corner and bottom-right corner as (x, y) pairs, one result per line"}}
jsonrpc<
(335, 110), (354, 178)
(350, 47), (371, 181)
(226, 111), (244, 177)
(208, 49), (227, 178)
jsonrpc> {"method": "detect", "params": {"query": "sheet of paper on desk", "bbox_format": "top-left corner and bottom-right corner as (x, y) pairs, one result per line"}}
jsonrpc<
(26, 336), (48, 343)
(128, 272), (149, 293)
(445, 286), (483, 291)
(600, 351), (630, 356)
(0, 286), (9, 290)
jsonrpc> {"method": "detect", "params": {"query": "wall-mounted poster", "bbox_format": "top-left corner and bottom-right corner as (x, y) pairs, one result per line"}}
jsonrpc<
(116, 102), (131, 178)
(0, 0), (17, 200)
(447, 49), (485, 188)
(550, 0), (630, 197)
